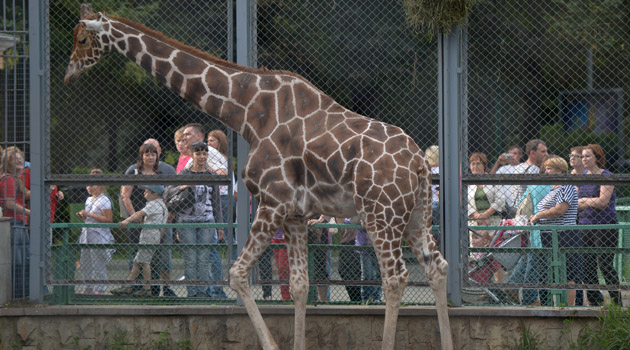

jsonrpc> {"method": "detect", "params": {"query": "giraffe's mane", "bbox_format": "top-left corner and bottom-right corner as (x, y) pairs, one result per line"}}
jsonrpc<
(108, 14), (306, 80)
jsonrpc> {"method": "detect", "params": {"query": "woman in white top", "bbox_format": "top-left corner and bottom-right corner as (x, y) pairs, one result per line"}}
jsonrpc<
(467, 152), (508, 229)
(76, 168), (114, 294)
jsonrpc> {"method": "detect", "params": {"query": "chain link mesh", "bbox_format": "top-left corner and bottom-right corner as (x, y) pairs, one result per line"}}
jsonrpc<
(44, 0), (440, 305)
(8, 0), (627, 307)
(464, 0), (630, 306)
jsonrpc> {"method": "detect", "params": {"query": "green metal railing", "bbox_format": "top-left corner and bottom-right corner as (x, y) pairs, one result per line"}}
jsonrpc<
(469, 223), (630, 306)
(48, 220), (630, 306)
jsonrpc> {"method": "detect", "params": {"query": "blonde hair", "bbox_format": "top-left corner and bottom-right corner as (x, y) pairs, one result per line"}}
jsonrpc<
(1, 146), (24, 176)
(89, 168), (106, 193)
(425, 145), (439, 168)
(542, 155), (568, 173)
(174, 127), (185, 141)
(0, 146), (27, 194)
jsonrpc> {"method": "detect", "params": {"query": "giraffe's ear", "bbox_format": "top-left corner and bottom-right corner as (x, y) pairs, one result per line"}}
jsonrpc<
(80, 3), (95, 20)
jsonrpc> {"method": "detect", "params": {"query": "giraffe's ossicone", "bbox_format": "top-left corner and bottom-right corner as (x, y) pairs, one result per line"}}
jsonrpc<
(65, 4), (453, 350)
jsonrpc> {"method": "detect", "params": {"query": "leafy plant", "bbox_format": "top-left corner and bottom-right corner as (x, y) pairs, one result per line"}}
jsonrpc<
(510, 321), (545, 350)
(569, 304), (630, 350)
(105, 330), (135, 350)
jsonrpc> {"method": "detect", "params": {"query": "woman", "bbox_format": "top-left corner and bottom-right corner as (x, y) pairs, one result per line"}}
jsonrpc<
(425, 145), (440, 228)
(178, 141), (225, 298)
(467, 152), (508, 285)
(0, 147), (30, 298)
(529, 157), (581, 306)
(77, 168), (114, 294)
(569, 146), (584, 175)
(208, 129), (237, 246)
(175, 127), (190, 174)
(467, 152), (507, 229)
(569, 146), (586, 305)
(120, 142), (176, 296)
(577, 144), (621, 306)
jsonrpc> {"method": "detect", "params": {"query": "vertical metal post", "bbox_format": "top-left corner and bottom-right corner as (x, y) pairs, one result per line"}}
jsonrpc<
(438, 25), (465, 306)
(235, 0), (255, 304)
(28, 0), (48, 303)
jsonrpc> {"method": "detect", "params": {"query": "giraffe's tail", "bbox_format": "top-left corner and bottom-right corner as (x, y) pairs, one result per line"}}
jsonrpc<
(417, 158), (434, 242)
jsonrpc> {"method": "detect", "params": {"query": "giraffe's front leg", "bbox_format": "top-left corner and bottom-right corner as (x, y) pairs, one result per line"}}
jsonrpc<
(229, 209), (280, 350)
(282, 220), (310, 350)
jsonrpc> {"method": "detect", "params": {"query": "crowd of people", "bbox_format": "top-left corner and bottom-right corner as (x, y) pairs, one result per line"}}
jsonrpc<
(0, 132), (623, 305)
(464, 140), (623, 307)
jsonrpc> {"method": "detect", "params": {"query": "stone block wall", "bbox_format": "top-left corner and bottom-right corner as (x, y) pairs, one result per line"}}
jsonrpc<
(0, 306), (600, 349)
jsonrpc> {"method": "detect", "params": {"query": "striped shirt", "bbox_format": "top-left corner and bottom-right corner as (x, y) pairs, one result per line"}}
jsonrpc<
(536, 185), (578, 228)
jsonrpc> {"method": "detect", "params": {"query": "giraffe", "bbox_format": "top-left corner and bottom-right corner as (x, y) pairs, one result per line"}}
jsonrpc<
(64, 4), (453, 350)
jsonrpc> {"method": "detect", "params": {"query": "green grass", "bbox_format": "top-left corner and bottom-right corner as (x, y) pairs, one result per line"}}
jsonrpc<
(510, 321), (545, 350)
(569, 304), (630, 350)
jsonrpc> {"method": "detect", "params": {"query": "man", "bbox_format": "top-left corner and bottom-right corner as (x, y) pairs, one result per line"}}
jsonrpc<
(507, 139), (548, 215)
(490, 146), (523, 174)
(182, 123), (227, 175)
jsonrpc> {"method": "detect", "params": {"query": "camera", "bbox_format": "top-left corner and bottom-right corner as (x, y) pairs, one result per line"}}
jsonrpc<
(505, 154), (512, 159)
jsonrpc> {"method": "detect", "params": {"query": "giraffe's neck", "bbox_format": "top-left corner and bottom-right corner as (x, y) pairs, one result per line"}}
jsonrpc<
(102, 16), (263, 142)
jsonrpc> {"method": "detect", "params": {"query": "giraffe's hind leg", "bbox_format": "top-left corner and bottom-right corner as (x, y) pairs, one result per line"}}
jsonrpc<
(282, 219), (309, 350)
(364, 220), (409, 350)
(229, 207), (280, 350)
(403, 210), (453, 350)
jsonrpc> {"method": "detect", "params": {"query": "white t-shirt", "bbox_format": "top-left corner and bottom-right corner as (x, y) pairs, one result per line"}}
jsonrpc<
(80, 194), (114, 244)
(140, 198), (168, 244)
(431, 166), (439, 203)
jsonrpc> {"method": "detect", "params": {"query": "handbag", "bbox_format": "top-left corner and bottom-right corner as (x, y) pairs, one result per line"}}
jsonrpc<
(166, 186), (194, 214)
(515, 192), (534, 218)
(119, 196), (130, 218)
(119, 168), (138, 218)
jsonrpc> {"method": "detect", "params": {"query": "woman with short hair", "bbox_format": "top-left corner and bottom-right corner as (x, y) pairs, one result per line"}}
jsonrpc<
(529, 157), (581, 306)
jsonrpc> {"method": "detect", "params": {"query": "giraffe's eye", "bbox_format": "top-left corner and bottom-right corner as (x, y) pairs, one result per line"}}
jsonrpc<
(79, 38), (87, 45)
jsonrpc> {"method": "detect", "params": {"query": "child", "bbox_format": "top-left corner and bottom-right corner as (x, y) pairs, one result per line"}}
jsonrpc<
(76, 168), (114, 294)
(112, 185), (168, 297)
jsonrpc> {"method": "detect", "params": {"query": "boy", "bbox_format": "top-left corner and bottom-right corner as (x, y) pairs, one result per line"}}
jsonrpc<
(112, 185), (168, 296)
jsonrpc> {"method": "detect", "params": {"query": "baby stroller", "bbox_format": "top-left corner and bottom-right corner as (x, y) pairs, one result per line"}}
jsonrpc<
(468, 218), (526, 303)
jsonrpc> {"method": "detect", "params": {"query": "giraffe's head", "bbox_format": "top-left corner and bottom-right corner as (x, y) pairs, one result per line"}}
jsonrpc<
(64, 4), (109, 84)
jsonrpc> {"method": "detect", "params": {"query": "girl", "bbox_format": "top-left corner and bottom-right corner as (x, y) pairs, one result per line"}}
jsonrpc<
(76, 169), (114, 294)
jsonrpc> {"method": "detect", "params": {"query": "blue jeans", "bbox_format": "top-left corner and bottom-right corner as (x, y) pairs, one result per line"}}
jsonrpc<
(180, 222), (215, 297)
(220, 194), (237, 260)
(206, 228), (227, 298)
(11, 219), (29, 299)
(541, 230), (584, 306)
(361, 250), (382, 301)
(509, 252), (545, 305)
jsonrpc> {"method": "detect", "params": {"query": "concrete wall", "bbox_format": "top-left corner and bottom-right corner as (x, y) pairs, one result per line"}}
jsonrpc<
(0, 218), (12, 305)
(0, 305), (600, 350)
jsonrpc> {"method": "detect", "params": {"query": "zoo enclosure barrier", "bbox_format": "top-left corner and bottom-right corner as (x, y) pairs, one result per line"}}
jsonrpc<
(47, 221), (438, 305)
(2, 0), (629, 305)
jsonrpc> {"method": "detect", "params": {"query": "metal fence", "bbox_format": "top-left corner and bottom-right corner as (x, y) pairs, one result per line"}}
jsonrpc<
(2, 0), (629, 307)
(1, 0), (31, 301)
(40, 0), (441, 305)
(463, 0), (630, 307)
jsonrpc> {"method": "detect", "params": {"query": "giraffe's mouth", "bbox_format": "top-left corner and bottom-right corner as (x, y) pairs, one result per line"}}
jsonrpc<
(63, 61), (83, 84)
